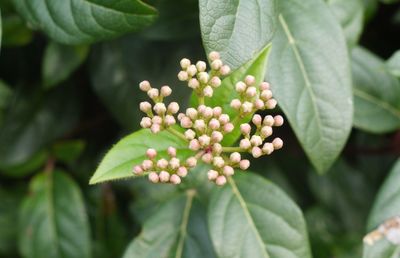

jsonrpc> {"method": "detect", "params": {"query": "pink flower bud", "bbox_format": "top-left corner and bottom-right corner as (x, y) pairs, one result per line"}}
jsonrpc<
(245, 75), (256, 86)
(260, 82), (270, 90)
(274, 115), (284, 127)
(133, 165), (143, 175)
(194, 119), (206, 131)
(152, 116), (162, 124)
(203, 107), (214, 119)
(139, 80), (151, 91)
(213, 143), (222, 154)
(185, 107), (198, 119)
(180, 58), (191, 69)
(251, 146), (263, 158)
(265, 99), (277, 109)
(213, 107), (222, 117)
(263, 115), (274, 126)
(219, 114), (230, 124)
(142, 159), (153, 170)
(160, 86), (172, 97)
(209, 118), (220, 130)
(177, 113), (185, 120)
(198, 135), (211, 146)
(254, 99), (264, 109)
(230, 152), (241, 163)
(223, 123), (234, 133)
(216, 175), (227, 186)
(186, 157), (197, 167)
(170, 174), (181, 184)
(140, 117), (152, 128)
(177, 167), (188, 177)
(154, 103), (167, 115)
(219, 65), (231, 75)
(241, 101), (253, 113)
(208, 170), (219, 181)
(203, 86), (213, 97)
(188, 78), (200, 89)
(262, 142), (274, 155)
(235, 81), (247, 93)
(260, 90), (273, 101)
(189, 139), (200, 151)
(240, 138), (251, 149)
(239, 159), (250, 170)
(230, 99), (242, 110)
(223, 166), (234, 176)
(211, 59), (222, 70)
(159, 171), (170, 183)
(208, 51), (220, 61)
(272, 138), (283, 150)
(240, 123), (251, 135)
(180, 117), (193, 128)
(198, 72), (209, 84)
(202, 153), (213, 164)
(146, 149), (157, 159)
(260, 126), (273, 138)
(139, 101), (152, 113)
(178, 71), (189, 81)
(167, 147), (177, 157)
(196, 61), (207, 72)
(252, 114), (262, 126)
(210, 76), (221, 88)
(213, 156), (225, 168)
(147, 88), (159, 99)
(148, 172), (159, 183)
(250, 135), (263, 146)
(169, 157), (180, 169)
(211, 131), (223, 143)
(151, 124), (161, 133)
(164, 115), (176, 126)
(246, 87), (257, 97)
(168, 102), (179, 114)
(157, 159), (169, 169)
(187, 64), (197, 76)
(184, 129), (196, 140)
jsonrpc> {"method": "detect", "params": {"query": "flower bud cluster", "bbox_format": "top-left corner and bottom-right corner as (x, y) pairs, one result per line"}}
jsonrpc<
(239, 114), (284, 158)
(230, 77), (277, 116)
(138, 80), (180, 133)
(177, 51), (230, 99)
(132, 147), (197, 185)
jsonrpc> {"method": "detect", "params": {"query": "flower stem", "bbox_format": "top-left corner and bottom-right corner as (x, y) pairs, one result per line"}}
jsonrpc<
(222, 146), (244, 153)
(198, 96), (205, 105)
(167, 127), (188, 142)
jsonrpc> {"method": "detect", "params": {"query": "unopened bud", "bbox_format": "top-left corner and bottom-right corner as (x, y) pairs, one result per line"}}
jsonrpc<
(151, 124), (161, 133)
(170, 174), (181, 185)
(198, 135), (211, 146)
(139, 80), (151, 91)
(250, 135), (263, 146)
(274, 115), (284, 127)
(146, 149), (157, 159)
(223, 166), (234, 176)
(216, 175), (227, 186)
(184, 129), (196, 140)
(148, 172), (159, 183)
(208, 51), (220, 61)
(177, 167), (188, 177)
(180, 117), (193, 128)
(209, 118), (220, 130)
(198, 72), (209, 84)
(213, 143), (222, 154)
(230, 152), (241, 163)
(159, 171), (170, 183)
(203, 86), (213, 97)
(142, 160), (153, 170)
(241, 101), (253, 113)
(261, 90), (273, 101)
(252, 114), (262, 126)
(230, 99), (242, 110)
(260, 82), (270, 90)
(152, 116), (162, 124)
(260, 126), (273, 138)
(186, 157), (197, 167)
(239, 159), (250, 170)
(263, 115), (274, 126)
(180, 58), (191, 69)
(210, 76), (221, 88)
(167, 147), (177, 157)
(213, 156), (225, 168)
(139, 101), (152, 113)
(235, 81), (247, 93)
(140, 117), (152, 128)
(178, 71), (189, 81)
(245, 75), (256, 86)
(188, 78), (200, 89)
(265, 99), (277, 109)
(262, 142), (274, 155)
(208, 170), (219, 180)
(169, 157), (180, 169)
(220, 65), (231, 75)
(211, 131), (223, 143)
(133, 165), (143, 175)
(254, 99), (264, 109)
(164, 115), (176, 126)
(154, 103), (167, 114)
(160, 86), (172, 97)
(219, 114), (230, 124)
(223, 123), (234, 133)
(194, 119), (206, 131)
(204, 107), (214, 119)
(240, 123), (251, 135)
(157, 159), (169, 169)
(189, 139), (200, 151)
(202, 153), (213, 164)
(197, 105), (206, 114)
(187, 65), (197, 76)
(211, 59), (223, 70)
(147, 88), (159, 99)
(272, 138), (283, 150)
(213, 107), (222, 117)
(251, 146), (263, 158)
(196, 61), (207, 72)
(168, 102), (179, 114)
(246, 87), (257, 97)
(240, 138), (251, 149)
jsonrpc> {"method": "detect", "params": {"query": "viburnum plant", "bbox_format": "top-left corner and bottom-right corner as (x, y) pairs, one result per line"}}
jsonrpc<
(132, 51), (284, 186)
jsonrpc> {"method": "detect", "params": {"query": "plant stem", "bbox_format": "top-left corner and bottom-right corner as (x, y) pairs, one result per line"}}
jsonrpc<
(222, 146), (244, 153)
(167, 127), (188, 142)
(198, 96), (205, 105)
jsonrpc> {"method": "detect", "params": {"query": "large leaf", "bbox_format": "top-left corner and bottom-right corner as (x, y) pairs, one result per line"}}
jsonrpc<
(363, 159), (400, 258)
(386, 50), (400, 77)
(267, 0), (353, 173)
(89, 129), (194, 184)
(208, 172), (312, 258)
(0, 80), (13, 125)
(199, 0), (276, 70)
(12, 0), (158, 44)
(351, 47), (400, 133)
(123, 192), (216, 258)
(19, 170), (91, 258)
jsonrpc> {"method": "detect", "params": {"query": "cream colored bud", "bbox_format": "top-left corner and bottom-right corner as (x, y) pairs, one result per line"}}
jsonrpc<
(241, 101), (253, 113)
(186, 157), (197, 167)
(159, 171), (170, 183)
(198, 135), (211, 146)
(213, 107), (222, 117)
(140, 117), (152, 128)
(147, 88), (159, 99)
(178, 71), (189, 81)
(187, 65), (197, 76)
(274, 115), (284, 127)
(139, 101), (152, 113)
(152, 116), (162, 124)
(252, 114), (262, 126)
(203, 86), (213, 97)
(250, 135), (263, 146)
(151, 124), (161, 133)
(142, 159), (153, 170)
(154, 103), (167, 114)
(189, 139), (200, 151)
(209, 118), (220, 130)
(240, 123), (251, 135)
(223, 123), (234, 133)
(139, 80), (151, 91)
(208, 170), (219, 181)
(167, 147), (177, 157)
(167, 102), (179, 114)
(211, 131), (223, 143)
(211, 59), (223, 70)
(216, 175), (227, 186)
(177, 113), (185, 120)
(265, 99), (277, 109)
(246, 87), (257, 97)
(260, 126), (273, 138)
(213, 143), (222, 155)
(197, 105), (206, 114)
(272, 138), (283, 150)
(254, 99), (264, 109)
(262, 142), (274, 155)
(230, 152), (241, 163)
(198, 72), (210, 84)
(188, 78), (200, 89)
(203, 107), (214, 119)
(157, 159), (169, 169)
(260, 81), (270, 90)
(251, 146), (263, 158)
(240, 138), (251, 149)
(184, 129), (196, 140)
(220, 65), (231, 75)
(170, 174), (181, 185)
(235, 81), (247, 93)
(196, 61), (207, 72)
(177, 167), (188, 177)
(223, 166), (234, 176)
(180, 117), (193, 128)
(148, 172), (159, 183)
(160, 86), (172, 97)
(263, 115), (274, 126)
(208, 51), (220, 61)
(260, 90), (273, 101)
(133, 165), (143, 175)
(186, 108), (198, 119)
(219, 114), (230, 124)
(169, 157), (180, 169)
(164, 115), (176, 126)
(210, 76), (221, 88)
(245, 75), (256, 85)
(194, 119), (206, 131)
(239, 159), (250, 170)
(202, 153), (213, 164)
(230, 99), (242, 110)
(213, 156), (225, 168)
(180, 58), (191, 69)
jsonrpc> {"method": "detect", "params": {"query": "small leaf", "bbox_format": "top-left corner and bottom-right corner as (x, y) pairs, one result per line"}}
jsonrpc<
(89, 129), (194, 184)
(351, 47), (400, 133)
(123, 191), (216, 258)
(386, 50), (400, 77)
(363, 159), (400, 258)
(43, 42), (89, 89)
(199, 0), (276, 70)
(2, 15), (33, 47)
(19, 170), (91, 258)
(52, 140), (85, 164)
(267, 0), (353, 173)
(208, 172), (312, 258)
(12, 0), (158, 44)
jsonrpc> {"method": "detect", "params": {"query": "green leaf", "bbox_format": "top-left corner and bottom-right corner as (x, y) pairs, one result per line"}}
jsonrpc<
(0, 150), (48, 178)
(363, 159), (400, 258)
(0, 80), (13, 125)
(208, 172), (312, 258)
(89, 129), (194, 184)
(123, 191), (216, 258)
(19, 170), (91, 258)
(351, 47), (400, 133)
(327, 0), (364, 46)
(199, 0), (276, 70)
(2, 14), (33, 47)
(267, 0), (353, 173)
(12, 0), (158, 44)
(52, 140), (85, 164)
(362, 0), (378, 21)
(43, 42), (89, 89)
(386, 50), (400, 77)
